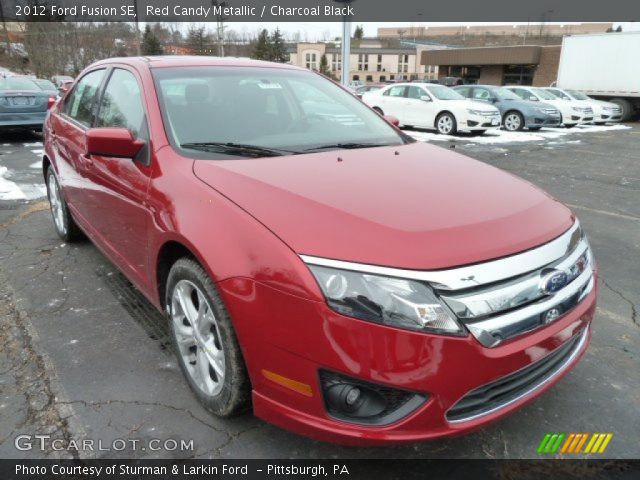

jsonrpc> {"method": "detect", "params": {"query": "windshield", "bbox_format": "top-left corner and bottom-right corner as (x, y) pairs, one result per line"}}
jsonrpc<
(153, 66), (406, 158)
(532, 88), (557, 101)
(424, 85), (465, 100)
(0, 77), (39, 91)
(567, 90), (590, 100)
(493, 88), (521, 101)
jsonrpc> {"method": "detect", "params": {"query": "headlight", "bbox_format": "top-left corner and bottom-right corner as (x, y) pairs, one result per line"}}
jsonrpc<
(307, 265), (464, 335)
(571, 107), (582, 112)
(534, 107), (547, 114)
(466, 109), (485, 116)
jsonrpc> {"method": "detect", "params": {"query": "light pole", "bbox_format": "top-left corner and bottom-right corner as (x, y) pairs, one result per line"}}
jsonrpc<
(335, 0), (356, 86)
(212, 1), (228, 56)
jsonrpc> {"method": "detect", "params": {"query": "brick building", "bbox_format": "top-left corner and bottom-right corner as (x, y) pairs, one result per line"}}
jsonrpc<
(421, 45), (562, 86)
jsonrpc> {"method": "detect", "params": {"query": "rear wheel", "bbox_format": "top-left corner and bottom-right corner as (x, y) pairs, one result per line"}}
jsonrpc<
(503, 111), (524, 131)
(372, 107), (384, 115)
(167, 258), (250, 417)
(436, 112), (457, 135)
(46, 167), (81, 242)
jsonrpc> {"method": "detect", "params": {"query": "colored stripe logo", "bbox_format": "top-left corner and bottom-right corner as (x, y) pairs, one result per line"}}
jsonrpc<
(537, 433), (613, 454)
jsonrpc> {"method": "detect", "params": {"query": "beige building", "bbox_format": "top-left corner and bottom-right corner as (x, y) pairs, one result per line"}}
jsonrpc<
(378, 23), (613, 39)
(289, 42), (440, 82)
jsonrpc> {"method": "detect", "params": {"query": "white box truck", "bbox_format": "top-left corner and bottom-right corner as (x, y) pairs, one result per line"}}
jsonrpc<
(556, 32), (640, 121)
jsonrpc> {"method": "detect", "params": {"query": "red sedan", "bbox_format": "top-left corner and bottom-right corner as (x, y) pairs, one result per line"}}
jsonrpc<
(43, 56), (597, 445)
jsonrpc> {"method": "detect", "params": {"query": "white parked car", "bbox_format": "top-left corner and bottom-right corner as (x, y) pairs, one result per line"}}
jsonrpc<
(506, 86), (594, 127)
(543, 87), (622, 125)
(362, 83), (501, 135)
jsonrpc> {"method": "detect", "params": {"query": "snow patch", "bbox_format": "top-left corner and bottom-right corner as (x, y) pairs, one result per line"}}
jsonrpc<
(0, 166), (25, 200)
(406, 123), (631, 145)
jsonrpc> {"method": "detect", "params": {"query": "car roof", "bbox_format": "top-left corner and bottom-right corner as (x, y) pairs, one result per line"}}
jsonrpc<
(89, 55), (304, 72)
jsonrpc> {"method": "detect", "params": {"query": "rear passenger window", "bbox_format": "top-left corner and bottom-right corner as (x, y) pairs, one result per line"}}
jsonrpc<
(384, 86), (406, 97)
(96, 69), (146, 138)
(63, 69), (106, 127)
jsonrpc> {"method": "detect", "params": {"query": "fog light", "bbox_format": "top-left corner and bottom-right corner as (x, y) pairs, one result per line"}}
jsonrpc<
(319, 370), (428, 426)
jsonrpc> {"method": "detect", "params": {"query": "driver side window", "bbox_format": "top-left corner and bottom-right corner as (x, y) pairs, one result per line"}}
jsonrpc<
(96, 69), (146, 138)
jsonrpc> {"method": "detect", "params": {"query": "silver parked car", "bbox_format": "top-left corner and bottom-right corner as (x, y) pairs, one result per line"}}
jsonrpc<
(0, 76), (54, 131)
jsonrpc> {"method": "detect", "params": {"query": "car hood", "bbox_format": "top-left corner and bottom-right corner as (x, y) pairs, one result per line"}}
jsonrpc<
(453, 99), (499, 113)
(499, 99), (557, 112)
(193, 142), (573, 270)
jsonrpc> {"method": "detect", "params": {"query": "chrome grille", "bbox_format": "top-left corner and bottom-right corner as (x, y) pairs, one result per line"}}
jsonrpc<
(438, 222), (594, 347)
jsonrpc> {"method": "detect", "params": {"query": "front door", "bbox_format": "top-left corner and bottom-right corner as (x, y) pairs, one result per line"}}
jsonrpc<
(81, 67), (153, 288)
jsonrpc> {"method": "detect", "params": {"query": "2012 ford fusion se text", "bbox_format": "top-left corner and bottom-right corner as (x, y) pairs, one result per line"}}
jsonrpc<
(42, 56), (597, 445)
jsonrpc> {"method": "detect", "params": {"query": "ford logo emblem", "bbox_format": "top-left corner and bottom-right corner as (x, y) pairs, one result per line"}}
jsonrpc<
(540, 270), (568, 294)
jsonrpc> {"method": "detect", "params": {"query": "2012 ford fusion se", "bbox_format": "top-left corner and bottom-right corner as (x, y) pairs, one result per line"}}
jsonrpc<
(43, 56), (597, 445)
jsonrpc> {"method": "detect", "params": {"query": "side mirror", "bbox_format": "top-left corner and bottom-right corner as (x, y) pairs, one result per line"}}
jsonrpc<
(490, 97), (499, 103)
(529, 96), (539, 101)
(86, 128), (144, 158)
(420, 95), (432, 102)
(382, 115), (400, 127)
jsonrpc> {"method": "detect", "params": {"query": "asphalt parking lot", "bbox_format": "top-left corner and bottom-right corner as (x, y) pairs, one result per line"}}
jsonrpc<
(0, 124), (639, 460)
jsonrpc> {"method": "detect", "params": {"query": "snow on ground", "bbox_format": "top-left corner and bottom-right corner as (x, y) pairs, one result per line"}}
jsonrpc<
(406, 123), (631, 145)
(0, 166), (27, 200)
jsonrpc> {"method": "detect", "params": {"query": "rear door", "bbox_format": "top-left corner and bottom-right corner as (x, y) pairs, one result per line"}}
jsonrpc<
(82, 67), (153, 288)
(378, 85), (408, 121)
(49, 68), (107, 215)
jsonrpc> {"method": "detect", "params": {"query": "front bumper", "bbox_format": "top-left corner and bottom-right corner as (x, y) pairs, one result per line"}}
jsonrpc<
(218, 273), (596, 445)
(524, 113), (561, 128)
(461, 113), (501, 131)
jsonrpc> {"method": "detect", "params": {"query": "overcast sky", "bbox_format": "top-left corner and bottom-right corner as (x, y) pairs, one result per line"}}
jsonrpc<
(219, 22), (639, 41)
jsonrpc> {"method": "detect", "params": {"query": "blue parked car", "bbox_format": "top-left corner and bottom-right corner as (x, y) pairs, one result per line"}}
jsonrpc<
(0, 76), (53, 132)
(453, 84), (561, 131)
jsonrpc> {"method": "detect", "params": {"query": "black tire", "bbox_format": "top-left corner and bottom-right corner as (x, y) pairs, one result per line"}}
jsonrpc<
(435, 112), (457, 135)
(166, 258), (250, 417)
(45, 167), (82, 242)
(503, 111), (524, 131)
(610, 98), (633, 122)
(372, 107), (384, 115)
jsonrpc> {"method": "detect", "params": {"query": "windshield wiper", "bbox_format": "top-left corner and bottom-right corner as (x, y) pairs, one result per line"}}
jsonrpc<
(180, 142), (297, 158)
(302, 142), (392, 153)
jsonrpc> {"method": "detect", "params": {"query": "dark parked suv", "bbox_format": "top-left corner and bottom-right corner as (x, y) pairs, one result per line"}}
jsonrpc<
(454, 85), (561, 131)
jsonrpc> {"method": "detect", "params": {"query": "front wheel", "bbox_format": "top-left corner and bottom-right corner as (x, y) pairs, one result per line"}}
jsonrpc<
(436, 112), (457, 135)
(503, 111), (524, 131)
(167, 258), (250, 417)
(46, 167), (81, 242)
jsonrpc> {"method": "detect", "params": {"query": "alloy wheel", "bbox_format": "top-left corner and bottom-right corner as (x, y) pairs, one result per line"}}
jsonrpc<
(437, 115), (454, 134)
(504, 113), (522, 131)
(171, 280), (225, 397)
(47, 172), (66, 235)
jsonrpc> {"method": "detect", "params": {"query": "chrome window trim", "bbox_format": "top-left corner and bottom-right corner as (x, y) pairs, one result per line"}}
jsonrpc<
(446, 327), (589, 424)
(300, 221), (580, 291)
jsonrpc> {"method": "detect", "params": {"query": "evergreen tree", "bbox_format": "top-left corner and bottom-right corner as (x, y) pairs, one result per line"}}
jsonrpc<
(252, 29), (271, 60)
(269, 28), (289, 63)
(354, 25), (364, 40)
(141, 25), (163, 55)
(319, 54), (330, 76)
